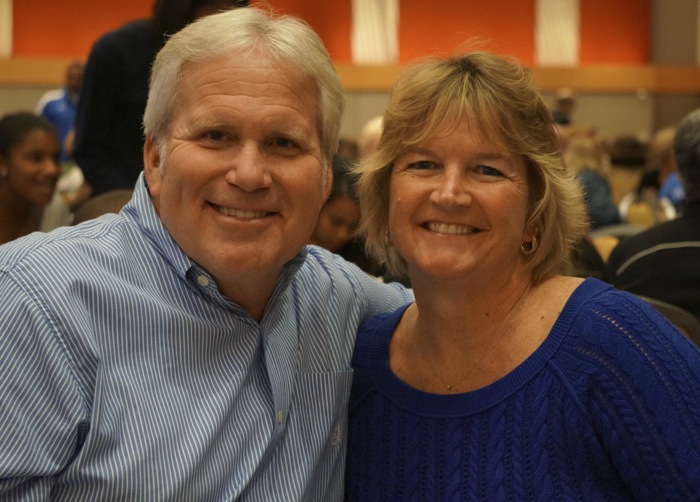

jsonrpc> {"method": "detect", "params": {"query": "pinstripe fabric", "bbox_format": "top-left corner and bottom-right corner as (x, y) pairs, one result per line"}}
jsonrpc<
(0, 176), (412, 501)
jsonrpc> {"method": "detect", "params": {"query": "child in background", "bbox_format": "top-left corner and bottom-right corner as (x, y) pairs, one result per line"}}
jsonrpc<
(309, 156), (362, 253)
(0, 112), (62, 245)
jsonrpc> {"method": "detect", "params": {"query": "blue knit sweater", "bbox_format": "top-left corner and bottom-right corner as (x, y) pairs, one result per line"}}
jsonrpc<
(346, 278), (700, 501)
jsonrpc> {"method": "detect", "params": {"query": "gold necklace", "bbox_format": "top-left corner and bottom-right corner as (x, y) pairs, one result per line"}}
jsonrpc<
(416, 287), (531, 393)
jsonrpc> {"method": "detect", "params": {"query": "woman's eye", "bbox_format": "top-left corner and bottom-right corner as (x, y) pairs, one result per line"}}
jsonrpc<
(407, 160), (435, 170)
(478, 165), (503, 177)
(28, 152), (45, 163)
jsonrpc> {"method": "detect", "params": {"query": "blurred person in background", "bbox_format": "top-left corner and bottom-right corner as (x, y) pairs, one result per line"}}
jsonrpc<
(0, 112), (62, 244)
(608, 108), (700, 319)
(551, 86), (576, 127)
(309, 156), (361, 253)
(74, 0), (249, 196)
(35, 60), (84, 164)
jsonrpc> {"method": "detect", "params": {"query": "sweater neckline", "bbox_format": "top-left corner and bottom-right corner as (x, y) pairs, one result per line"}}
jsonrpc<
(367, 277), (610, 417)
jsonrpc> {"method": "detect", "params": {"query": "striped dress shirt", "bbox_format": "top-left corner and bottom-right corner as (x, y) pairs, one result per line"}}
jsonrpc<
(0, 176), (412, 501)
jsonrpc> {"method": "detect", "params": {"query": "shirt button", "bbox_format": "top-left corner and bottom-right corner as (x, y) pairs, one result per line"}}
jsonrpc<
(197, 275), (209, 287)
(277, 410), (284, 424)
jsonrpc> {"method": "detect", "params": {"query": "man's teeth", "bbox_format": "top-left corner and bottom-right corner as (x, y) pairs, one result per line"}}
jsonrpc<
(217, 206), (266, 218)
(427, 222), (473, 235)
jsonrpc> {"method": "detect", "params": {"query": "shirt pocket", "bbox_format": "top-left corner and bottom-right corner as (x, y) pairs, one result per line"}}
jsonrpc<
(289, 369), (354, 449)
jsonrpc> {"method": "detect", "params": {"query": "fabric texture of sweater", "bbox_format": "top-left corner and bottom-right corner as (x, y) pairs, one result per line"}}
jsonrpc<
(346, 278), (700, 501)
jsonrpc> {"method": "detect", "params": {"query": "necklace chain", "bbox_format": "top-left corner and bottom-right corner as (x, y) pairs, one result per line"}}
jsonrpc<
(417, 287), (531, 393)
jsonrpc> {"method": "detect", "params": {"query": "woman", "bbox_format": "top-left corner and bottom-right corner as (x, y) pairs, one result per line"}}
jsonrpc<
(0, 112), (61, 245)
(345, 51), (700, 500)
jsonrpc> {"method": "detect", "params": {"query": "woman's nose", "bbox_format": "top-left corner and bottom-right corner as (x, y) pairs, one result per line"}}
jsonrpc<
(430, 169), (472, 206)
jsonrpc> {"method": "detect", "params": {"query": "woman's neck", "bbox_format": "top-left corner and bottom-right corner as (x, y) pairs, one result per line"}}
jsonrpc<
(390, 271), (546, 394)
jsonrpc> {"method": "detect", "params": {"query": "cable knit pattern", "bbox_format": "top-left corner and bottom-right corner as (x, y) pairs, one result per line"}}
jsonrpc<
(345, 278), (700, 501)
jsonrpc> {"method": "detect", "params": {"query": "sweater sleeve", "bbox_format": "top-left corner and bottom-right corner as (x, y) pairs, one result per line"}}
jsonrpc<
(562, 289), (700, 501)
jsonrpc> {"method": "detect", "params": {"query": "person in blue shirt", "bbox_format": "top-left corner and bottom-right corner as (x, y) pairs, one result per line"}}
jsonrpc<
(0, 8), (411, 501)
(345, 50), (700, 501)
(35, 61), (83, 163)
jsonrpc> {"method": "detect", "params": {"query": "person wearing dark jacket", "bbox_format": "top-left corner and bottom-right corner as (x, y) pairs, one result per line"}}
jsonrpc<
(74, 0), (248, 195)
(608, 107), (700, 319)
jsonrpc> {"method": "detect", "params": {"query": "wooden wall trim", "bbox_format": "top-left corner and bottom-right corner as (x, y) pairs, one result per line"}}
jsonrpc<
(3, 57), (700, 94)
(336, 63), (700, 94)
(0, 58), (81, 87)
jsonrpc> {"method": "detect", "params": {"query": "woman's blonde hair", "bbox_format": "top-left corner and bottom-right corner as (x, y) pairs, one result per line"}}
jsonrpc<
(355, 51), (588, 283)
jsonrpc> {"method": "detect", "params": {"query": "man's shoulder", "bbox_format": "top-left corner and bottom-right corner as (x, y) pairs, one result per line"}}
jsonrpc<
(299, 246), (383, 287)
(35, 89), (66, 113)
(611, 217), (699, 257)
(607, 217), (700, 283)
(0, 216), (131, 276)
(296, 245), (411, 302)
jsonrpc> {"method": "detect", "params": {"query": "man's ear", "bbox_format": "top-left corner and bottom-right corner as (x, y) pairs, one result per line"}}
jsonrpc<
(322, 163), (333, 202)
(143, 135), (162, 198)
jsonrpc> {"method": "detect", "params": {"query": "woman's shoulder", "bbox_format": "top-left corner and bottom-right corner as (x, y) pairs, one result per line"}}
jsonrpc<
(352, 304), (411, 368)
(553, 277), (700, 386)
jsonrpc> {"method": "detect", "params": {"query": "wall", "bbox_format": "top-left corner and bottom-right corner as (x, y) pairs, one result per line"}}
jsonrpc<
(2, 0), (699, 142)
(10, 0), (649, 64)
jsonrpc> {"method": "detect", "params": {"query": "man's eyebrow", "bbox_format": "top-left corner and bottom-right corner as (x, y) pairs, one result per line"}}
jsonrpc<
(187, 116), (229, 130)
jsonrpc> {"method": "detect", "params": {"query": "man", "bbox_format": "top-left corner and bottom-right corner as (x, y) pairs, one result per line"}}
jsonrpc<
(35, 60), (84, 163)
(74, 0), (249, 196)
(607, 107), (700, 319)
(0, 8), (411, 500)
(551, 86), (576, 127)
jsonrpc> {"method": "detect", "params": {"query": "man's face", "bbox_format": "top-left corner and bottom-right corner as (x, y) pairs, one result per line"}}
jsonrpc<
(144, 50), (331, 316)
(66, 64), (83, 95)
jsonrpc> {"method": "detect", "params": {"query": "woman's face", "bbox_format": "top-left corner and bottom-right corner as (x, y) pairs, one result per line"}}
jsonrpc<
(388, 117), (531, 284)
(310, 195), (361, 252)
(1, 128), (61, 207)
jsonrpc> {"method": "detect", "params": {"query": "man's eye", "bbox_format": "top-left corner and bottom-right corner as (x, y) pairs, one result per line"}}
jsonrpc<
(204, 131), (226, 142)
(271, 137), (296, 149)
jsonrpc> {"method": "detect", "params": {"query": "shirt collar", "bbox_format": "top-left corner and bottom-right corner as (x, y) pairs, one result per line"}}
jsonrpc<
(121, 174), (308, 309)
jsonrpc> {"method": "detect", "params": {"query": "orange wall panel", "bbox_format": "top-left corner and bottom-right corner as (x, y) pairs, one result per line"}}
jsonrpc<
(254, 0), (353, 62)
(12, 0), (152, 59)
(11, 0), (650, 66)
(579, 0), (650, 64)
(399, 0), (536, 65)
